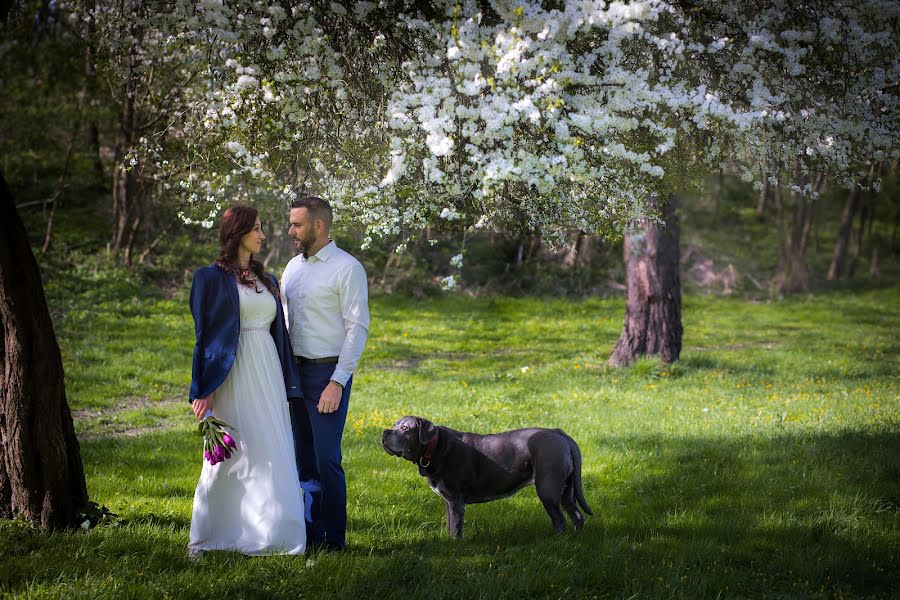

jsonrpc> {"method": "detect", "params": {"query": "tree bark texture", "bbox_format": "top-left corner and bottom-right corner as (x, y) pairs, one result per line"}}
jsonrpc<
(608, 196), (683, 367)
(0, 172), (88, 529)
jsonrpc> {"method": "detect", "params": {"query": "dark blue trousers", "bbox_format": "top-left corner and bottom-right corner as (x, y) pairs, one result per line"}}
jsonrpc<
(288, 363), (351, 548)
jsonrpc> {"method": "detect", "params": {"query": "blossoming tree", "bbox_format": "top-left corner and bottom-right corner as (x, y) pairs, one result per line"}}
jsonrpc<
(135, 0), (900, 362)
(688, 0), (899, 293)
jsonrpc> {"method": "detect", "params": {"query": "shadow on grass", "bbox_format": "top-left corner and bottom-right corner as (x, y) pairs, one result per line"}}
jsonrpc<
(2, 428), (897, 598)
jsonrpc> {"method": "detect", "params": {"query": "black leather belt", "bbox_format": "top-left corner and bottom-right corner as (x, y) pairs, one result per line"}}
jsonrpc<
(294, 356), (339, 365)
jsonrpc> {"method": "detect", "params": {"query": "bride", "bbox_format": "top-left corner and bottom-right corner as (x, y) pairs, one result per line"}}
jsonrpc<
(186, 205), (306, 557)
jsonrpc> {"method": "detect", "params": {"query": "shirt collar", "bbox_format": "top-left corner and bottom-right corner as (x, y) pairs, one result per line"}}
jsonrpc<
(305, 240), (336, 262)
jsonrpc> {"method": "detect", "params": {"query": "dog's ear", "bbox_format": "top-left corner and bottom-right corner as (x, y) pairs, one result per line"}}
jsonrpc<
(417, 418), (437, 445)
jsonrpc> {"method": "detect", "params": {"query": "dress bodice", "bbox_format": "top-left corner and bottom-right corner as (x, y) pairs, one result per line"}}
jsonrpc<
(237, 281), (276, 330)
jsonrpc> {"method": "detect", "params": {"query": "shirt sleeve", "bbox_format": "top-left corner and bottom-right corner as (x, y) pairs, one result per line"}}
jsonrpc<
(280, 257), (296, 328)
(331, 261), (370, 385)
(331, 322), (368, 386)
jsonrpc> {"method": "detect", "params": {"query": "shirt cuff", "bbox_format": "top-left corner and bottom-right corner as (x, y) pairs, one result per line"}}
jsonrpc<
(330, 369), (351, 387)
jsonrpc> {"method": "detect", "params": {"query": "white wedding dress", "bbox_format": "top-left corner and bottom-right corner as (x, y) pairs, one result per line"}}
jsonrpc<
(188, 280), (306, 555)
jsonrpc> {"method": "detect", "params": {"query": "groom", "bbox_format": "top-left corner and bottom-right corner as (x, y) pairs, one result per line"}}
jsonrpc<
(281, 196), (370, 552)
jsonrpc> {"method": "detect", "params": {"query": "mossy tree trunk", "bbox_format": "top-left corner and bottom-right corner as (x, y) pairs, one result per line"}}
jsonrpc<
(0, 172), (88, 529)
(608, 196), (683, 367)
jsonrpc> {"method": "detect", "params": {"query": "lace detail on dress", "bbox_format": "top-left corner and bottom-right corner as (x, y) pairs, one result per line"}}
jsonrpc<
(236, 281), (276, 330)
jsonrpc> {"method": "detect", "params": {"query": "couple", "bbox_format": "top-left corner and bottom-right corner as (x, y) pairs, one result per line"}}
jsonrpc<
(186, 196), (369, 556)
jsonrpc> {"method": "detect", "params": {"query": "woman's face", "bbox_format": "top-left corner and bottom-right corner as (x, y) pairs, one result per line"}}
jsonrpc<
(239, 217), (265, 256)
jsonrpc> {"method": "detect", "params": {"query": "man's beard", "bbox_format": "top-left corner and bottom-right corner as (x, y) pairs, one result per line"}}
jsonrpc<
(294, 233), (316, 254)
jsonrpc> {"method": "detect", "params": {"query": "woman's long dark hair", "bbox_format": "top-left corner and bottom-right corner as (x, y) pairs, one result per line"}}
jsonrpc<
(215, 205), (279, 299)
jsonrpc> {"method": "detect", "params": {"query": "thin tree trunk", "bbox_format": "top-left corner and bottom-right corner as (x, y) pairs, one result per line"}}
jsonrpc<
(756, 166), (769, 218)
(848, 190), (871, 279)
(563, 230), (582, 268)
(608, 196), (682, 367)
(111, 47), (138, 258)
(713, 166), (723, 225)
(41, 190), (61, 254)
(827, 187), (859, 280)
(0, 172), (88, 529)
(576, 234), (595, 269)
(122, 214), (141, 267)
(84, 19), (104, 190)
(869, 248), (880, 278)
(774, 167), (813, 294)
(137, 221), (173, 265)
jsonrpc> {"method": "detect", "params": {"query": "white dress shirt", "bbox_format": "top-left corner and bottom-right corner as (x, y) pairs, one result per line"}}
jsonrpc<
(281, 241), (369, 387)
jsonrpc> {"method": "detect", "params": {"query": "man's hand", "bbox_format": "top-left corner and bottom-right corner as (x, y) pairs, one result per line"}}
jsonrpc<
(192, 395), (213, 419)
(317, 381), (343, 414)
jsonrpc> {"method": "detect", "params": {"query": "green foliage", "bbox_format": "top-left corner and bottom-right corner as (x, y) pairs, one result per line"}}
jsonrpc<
(2, 279), (896, 597)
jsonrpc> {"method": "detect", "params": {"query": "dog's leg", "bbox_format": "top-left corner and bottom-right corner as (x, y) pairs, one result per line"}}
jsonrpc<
(531, 435), (570, 533)
(561, 478), (585, 529)
(534, 475), (568, 533)
(445, 499), (465, 539)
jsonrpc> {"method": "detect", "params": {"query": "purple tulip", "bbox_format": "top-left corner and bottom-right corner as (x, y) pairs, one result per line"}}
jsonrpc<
(223, 433), (236, 449)
(204, 450), (213, 463)
(214, 445), (225, 460)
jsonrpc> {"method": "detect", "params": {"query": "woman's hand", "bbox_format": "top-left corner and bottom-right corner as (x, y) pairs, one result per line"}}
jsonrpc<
(192, 395), (213, 419)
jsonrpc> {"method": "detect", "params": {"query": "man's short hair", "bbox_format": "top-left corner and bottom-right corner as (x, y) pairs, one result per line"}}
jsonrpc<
(291, 196), (333, 228)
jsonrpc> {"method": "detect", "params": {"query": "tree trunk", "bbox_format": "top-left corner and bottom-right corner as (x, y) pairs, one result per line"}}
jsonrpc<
(575, 233), (595, 269)
(827, 187), (859, 280)
(848, 189), (872, 279)
(608, 196), (683, 367)
(755, 166), (769, 218)
(111, 39), (139, 259)
(562, 230), (581, 268)
(773, 168), (817, 295)
(0, 172), (88, 529)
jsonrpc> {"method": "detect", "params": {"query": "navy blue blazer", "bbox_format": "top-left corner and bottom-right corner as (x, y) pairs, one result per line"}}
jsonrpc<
(188, 264), (302, 402)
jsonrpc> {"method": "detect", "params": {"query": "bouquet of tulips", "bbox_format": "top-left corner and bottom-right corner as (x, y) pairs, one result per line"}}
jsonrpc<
(199, 410), (238, 465)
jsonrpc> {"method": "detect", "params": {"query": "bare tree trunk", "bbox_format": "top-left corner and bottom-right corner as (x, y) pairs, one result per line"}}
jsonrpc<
(774, 167), (817, 294)
(608, 196), (682, 367)
(713, 166), (723, 225)
(869, 248), (880, 278)
(575, 234), (595, 269)
(0, 172), (88, 529)
(122, 215), (141, 267)
(756, 166), (769, 218)
(827, 187), (859, 280)
(563, 230), (582, 268)
(137, 221), (173, 265)
(111, 37), (139, 259)
(848, 189), (872, 279)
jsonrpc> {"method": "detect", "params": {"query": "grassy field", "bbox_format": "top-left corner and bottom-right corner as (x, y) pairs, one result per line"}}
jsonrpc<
(1, 283), (898, 598)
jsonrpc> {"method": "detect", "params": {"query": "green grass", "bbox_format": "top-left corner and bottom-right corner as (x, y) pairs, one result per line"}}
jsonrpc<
(2, 286), (898, 598)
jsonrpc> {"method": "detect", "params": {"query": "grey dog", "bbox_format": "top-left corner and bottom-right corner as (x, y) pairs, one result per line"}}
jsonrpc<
(381, 415), (592, 538)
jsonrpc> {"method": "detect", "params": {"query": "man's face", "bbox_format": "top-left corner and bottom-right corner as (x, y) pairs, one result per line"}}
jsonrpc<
(288, 207), (318, 254)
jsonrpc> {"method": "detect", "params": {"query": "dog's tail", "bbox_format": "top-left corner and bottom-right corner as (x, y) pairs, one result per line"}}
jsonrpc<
(560, 431), (593, 516)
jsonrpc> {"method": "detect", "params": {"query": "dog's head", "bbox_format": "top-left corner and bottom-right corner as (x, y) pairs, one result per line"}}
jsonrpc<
(381, 415), (438, 462)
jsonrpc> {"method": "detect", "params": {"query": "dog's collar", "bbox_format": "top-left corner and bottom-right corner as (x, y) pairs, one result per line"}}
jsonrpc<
(419, 432), (439, 468)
